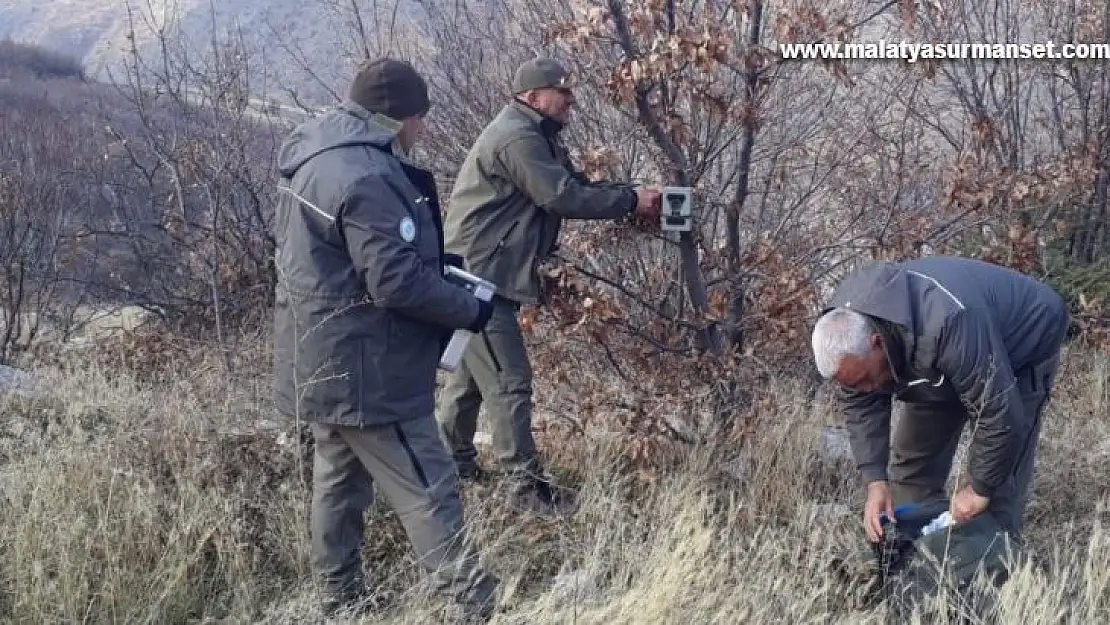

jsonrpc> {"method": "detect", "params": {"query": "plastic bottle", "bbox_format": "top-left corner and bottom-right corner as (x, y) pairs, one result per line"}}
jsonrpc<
(921, 511), (953, 535)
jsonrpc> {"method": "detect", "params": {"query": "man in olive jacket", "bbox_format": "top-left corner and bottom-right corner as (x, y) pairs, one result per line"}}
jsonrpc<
(810, 256), (1070, 544)
(273, 58), (498, 618)
(435, 57), (662, 510)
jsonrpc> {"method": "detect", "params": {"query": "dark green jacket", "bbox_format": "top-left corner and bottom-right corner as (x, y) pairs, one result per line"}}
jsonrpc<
(443, 101), (637, 304)
(822, 256), (1069, 497)
(272, 100), (481, 426)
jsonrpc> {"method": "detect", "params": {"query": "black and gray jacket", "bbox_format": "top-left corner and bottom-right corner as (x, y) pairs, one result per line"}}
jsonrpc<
(272, 100), (482, 426)
(822, 256), (1069, 497)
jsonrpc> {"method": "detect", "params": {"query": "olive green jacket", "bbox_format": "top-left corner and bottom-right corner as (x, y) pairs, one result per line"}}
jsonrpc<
(443, 101), (637, 304)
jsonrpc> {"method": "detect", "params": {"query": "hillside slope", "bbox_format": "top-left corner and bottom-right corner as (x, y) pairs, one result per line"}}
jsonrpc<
(0, 0), (426, 105)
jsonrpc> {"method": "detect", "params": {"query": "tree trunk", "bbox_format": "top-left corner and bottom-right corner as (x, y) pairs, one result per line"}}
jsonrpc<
(726, 0), (764, 350)
(608, 0), (722, 355)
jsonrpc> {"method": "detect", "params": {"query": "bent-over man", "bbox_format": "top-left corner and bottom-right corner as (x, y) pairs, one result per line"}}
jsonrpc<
(811, 255), (1069, 544)
(273, 57), (499, 619)
(435, 57), (662, 514)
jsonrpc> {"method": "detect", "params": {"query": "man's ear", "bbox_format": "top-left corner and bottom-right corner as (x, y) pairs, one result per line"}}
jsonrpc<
(868, 332), (884, 350)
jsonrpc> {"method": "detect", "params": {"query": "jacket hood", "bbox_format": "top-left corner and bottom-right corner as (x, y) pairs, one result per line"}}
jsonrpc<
(824, 261), (916, 332)
(277, 100), (400, 178)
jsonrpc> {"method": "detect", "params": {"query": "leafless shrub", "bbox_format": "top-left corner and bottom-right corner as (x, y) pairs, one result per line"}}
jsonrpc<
(2, 15), (281, 361)
(0, 75), (103, 362)
(88, 0), (282, 347)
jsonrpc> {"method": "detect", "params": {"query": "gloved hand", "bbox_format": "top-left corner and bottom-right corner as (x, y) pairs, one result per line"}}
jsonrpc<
(466, 298), (494, 333)
(443, 253), (466, 270)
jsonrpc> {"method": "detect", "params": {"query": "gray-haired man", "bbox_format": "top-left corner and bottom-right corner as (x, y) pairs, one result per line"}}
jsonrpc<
(273, 57), (499, 618)
(810, 255), (1069, 544)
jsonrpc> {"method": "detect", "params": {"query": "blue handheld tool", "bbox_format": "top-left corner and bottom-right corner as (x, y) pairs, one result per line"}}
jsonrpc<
(878, 498), (949, 539)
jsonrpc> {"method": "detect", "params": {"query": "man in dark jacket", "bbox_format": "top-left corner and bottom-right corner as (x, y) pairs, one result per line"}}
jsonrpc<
(810, 256), (1069, 544)
(273, 57), (498, 618)
(435, 57), (662, 512)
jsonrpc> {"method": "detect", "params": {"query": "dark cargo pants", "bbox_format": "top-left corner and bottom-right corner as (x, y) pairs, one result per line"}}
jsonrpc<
(888, 349), (1063, 539)
(435, 296), (542, 481)
(309, 419), (498, 611)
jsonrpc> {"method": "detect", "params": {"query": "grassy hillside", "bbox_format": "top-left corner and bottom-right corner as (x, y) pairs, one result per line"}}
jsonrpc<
(0, 330), (1107, 623)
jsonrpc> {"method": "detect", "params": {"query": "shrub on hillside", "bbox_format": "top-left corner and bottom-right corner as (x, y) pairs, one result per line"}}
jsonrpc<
(0, 39), (84, 81)
(0, 32), (278, 357)
(1043, 256), (1110, 347)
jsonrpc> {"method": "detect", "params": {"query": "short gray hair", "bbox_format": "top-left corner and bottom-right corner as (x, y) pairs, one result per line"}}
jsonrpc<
(811, 307), (873, 379)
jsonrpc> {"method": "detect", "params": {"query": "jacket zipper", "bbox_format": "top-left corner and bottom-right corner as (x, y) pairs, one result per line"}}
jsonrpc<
(481, 329), (503, 373)
(494, 220), (519, 255)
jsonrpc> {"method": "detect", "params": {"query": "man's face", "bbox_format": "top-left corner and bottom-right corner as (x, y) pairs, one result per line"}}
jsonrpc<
(834, 334), (894, 393)
(396, 114), (427, 154)
(528, 86), (576, 123)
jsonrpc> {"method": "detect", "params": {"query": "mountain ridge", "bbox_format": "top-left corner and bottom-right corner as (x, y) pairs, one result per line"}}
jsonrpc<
(0, 1), (428, 106)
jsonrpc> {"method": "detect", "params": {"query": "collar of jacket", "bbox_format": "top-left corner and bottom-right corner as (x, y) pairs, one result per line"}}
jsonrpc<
(337, 99), (435, 169)
(865, 314), (913, 386)
(510, 99), (565, 137)
(338, 99), (402, 144)
(866, 312), (949, 393)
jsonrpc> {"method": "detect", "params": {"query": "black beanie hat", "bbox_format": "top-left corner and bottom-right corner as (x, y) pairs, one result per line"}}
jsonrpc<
(349, 58), (431, 120)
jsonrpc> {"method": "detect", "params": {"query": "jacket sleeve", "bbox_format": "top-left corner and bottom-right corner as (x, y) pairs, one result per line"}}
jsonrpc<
(496, 135), (637, 219)
(839, 386), (893, 484)
(934, 311), (1023, 498)
(339, 174), (480, 330)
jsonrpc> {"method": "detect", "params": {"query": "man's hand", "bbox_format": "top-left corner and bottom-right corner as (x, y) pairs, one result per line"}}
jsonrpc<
(633, 185), (662, 219)
(863, 480), (894, 544)
(950, 485), (989, 523)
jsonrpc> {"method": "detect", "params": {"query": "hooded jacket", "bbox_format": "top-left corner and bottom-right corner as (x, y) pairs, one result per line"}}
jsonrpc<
(272, 100), (482, 426)
(822, 256), (1069, 497)
(442, 101), (637, 305)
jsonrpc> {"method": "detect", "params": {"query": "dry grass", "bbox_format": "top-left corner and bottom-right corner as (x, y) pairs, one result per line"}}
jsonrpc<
(0, 334), (1107, 624)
